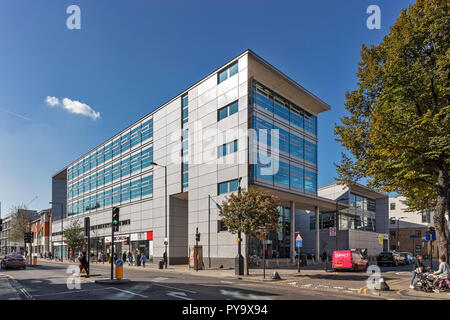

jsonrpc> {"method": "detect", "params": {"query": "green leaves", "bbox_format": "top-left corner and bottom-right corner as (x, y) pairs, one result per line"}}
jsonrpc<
(218, 188), (281, 237)
(64, 219), (85, 252)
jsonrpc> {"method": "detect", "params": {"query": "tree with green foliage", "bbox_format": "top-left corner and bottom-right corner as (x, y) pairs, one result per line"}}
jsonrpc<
(64, 219), (85, 259)
(219, 188), (281, 275)
(335, 0), (449, 259)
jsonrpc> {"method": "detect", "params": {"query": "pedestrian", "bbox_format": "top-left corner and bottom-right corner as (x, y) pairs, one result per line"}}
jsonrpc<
(137, 250), (141, 267)
(433, 255), (450, 293)
(113, 252), (117, 263)
(127, 250), (133, 266)
(122, 251), (127, 262)
(78, 251), (89, 275)
(409, 253), (425, 289)
(322, 251), (327, 263)
(141, 253), (147, 268)
(98, 251), (102, 263)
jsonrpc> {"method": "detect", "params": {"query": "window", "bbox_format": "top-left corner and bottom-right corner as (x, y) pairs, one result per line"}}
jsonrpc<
(182, 163), (188, 189)
(218, 139), (238, 158)
(130, 179), (141, 199)
(422, 209), (431, 223)
(89, 195), (97, 211)
(415, 230), (422, 237)
(97, 148), (104, 166)
(112, 162), (121, 181)
(104, 189), (112, 207)
(141, 118), (153, 142)
(97, 192), (104, 209)
(274, 126), (289, 153)
(254, 117), (272, 146)
(112, 186), (121, 204)
(141, 147), (153, 169)
(104, 143), (112, 162)
(131, 152), (141, 173)
(182, 94), (188, 124)
(90, 154), (97, 170)
(254, 89), (273, 113)
(304, 112), (317, 135)
(68, 167), (73, 181)
(304, 140), (317, 164)
(290, 107), (304, 129)
(274, 161), (289, 186)
(121, 182), (130, 202)
(121, 132), (130, 153)
(217, 220), (228, 232)
(141, 175), (153, 196)
(274, 99), (289, 121)
(83, 178), (90, 193)
(104, 166), (112, 184)
(217, 62), (238, 84)
(390, 203), (396, 210)
(131, 125), (141, 148)
(112, 139), (121, 157)
(90, 174), (97, 190)
(290, 164), (304, 190)
(121, 157), (131, 176)
(97, 170), (104, 187)
(217, 101), (238, 121)
(290, 133), (303, 159)
(304, 170), (317, 193)
(218, 179), (239, 195)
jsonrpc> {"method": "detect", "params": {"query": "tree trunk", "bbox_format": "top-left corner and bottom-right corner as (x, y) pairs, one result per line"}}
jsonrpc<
(434, 169), (449, 262)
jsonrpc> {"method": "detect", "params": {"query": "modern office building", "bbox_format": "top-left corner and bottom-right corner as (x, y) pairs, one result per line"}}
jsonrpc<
(296, 183), (389, 259)
(51, 49), (344, 267)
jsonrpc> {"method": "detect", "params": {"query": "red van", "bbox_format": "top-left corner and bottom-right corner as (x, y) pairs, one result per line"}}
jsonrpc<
(332, 250), (368, 272)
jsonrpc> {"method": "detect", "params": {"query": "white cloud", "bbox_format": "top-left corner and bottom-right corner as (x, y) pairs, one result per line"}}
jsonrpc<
(61, 98), (100, 120)
(45, 96), (60, 107)
(46, 96), (100, 120)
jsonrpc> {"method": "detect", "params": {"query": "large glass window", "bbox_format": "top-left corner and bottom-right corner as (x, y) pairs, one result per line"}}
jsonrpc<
(97, 192), (104, 209)
(254, 117), (272, 147)
(121, 182), (130, 202)
(131, 152), (141, 173)
(304, 170), (317, 193)
(290, 107), (304, 129)
(304, 140), (317, 164)
(254, 89), (273, 113)
(104, 166), (112, 184)
(218, 140), (238, 158)
(97, 170), (104, 187)
(112, 162), (121, 181)
(274, 126), (289, 153)
(290, 133), (303, 159)
(112, 186), (121, 204)
(104, 189), (112, 207)
(182, 94), (189, 124)
(141, 175), (153, 196)
(97, 147), (104, 166)
(112, 139), (121, 157)
(131, 125), (141, 148)
(274, 161), (289, 186)
(130, 179), (141, 199)
(304, 112), (317, 135)
(121, 157), (130, 176)
(141, 119), (153, 142)
(217, 101), (238, 121)
(104, 143), (112, 161)
(182, 163), (188, 189)
(141, 147), (153, 169)
(121, 132), (130, 153)
(90, 174), (96, 191)
(274, 99), (289, 121)
(218, 179), (239, 195)
(89, 154), (96, 170)
(290, 164), (303, 190)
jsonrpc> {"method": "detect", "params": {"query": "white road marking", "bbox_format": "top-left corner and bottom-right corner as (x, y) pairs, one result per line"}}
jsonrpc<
(220, 280), (233, 284)
(152, 277), (169, 282)
(301, 284), (313, 287)
(111, 287), (148, 298)
(167, 291), (193, 300)
(333, 287), (344, 289)
(348, 288), (359, 291)
(32, 287), (113, 297)
(152, 283), (196, 294)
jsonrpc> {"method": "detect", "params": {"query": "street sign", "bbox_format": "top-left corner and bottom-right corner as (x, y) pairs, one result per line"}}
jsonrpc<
(116, 259), (123, 267)
(426, 230), (436, 241)
(329, 227), (336, 237)
(296, 240), (303, 248)
(295, 233), (303, 242)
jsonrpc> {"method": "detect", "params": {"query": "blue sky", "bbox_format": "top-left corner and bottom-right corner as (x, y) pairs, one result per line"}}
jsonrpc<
(0, 0), (415, 215)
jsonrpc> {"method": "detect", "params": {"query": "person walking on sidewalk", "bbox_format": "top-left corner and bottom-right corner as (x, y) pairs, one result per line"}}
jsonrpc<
(141, 253), (147, 268)
(127, 250), (133, 266)
(122, 251), (127, 262)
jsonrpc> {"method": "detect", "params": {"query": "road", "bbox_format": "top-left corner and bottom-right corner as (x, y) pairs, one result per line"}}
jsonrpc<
(0, 261), (385, 300)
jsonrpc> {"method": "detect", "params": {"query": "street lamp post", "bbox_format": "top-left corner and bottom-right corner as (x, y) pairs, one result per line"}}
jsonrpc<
(152, 162), (168, 268)
(50, 202), (64, 261)
(208, 195), (223, 269)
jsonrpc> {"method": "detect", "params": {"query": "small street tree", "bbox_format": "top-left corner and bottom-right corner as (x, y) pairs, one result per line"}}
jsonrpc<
(64, 219), (85, 260)
(335, 0), (449, 259)
(219, 188), (281, 275)
(7, 204), (31, 243)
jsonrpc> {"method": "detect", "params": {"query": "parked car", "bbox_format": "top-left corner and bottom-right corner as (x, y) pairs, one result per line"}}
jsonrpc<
(377, 251), (404, 267)
(332, 250), (368, 272)
(0, 254), (26, 269)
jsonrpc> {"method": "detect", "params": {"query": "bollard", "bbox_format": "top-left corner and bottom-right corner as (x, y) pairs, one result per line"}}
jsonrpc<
(33, 256), (37, 265)
(115, 259), (123, 280)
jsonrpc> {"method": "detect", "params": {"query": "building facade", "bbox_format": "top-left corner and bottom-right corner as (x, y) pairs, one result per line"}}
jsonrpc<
(52, 50), (345, 267)
(388, 196), (439, 257)
(0, 209), (39, 255)
(296, 183), (389, 259)
(30, 209), (52, 257)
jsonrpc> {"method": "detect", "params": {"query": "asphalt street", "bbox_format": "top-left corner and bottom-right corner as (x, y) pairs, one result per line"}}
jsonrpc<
(0, 261), (386, 300)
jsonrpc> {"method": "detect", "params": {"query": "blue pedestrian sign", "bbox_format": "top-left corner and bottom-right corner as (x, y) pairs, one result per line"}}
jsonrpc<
(426, 230), (436, 241)
(116, 259), (123, 267)
(295, 234), (303, 247)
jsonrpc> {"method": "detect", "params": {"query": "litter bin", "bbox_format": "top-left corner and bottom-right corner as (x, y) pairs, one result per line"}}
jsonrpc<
(158, 260), (164, 269)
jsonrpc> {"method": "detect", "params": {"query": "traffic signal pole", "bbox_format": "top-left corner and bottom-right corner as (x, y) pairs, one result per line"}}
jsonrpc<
(111, 207), (115, 280)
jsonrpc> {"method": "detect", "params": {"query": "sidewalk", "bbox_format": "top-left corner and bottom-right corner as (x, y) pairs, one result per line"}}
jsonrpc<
(0, 275), (22, 300)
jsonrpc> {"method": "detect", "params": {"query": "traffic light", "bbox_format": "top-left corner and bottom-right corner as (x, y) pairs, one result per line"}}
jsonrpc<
(0, 218), (3, 232)
(195, 232), (200, 242)
(112, 207), (120, 232)
(30, 232), (34, 242)
(24, 232), (32, 243)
